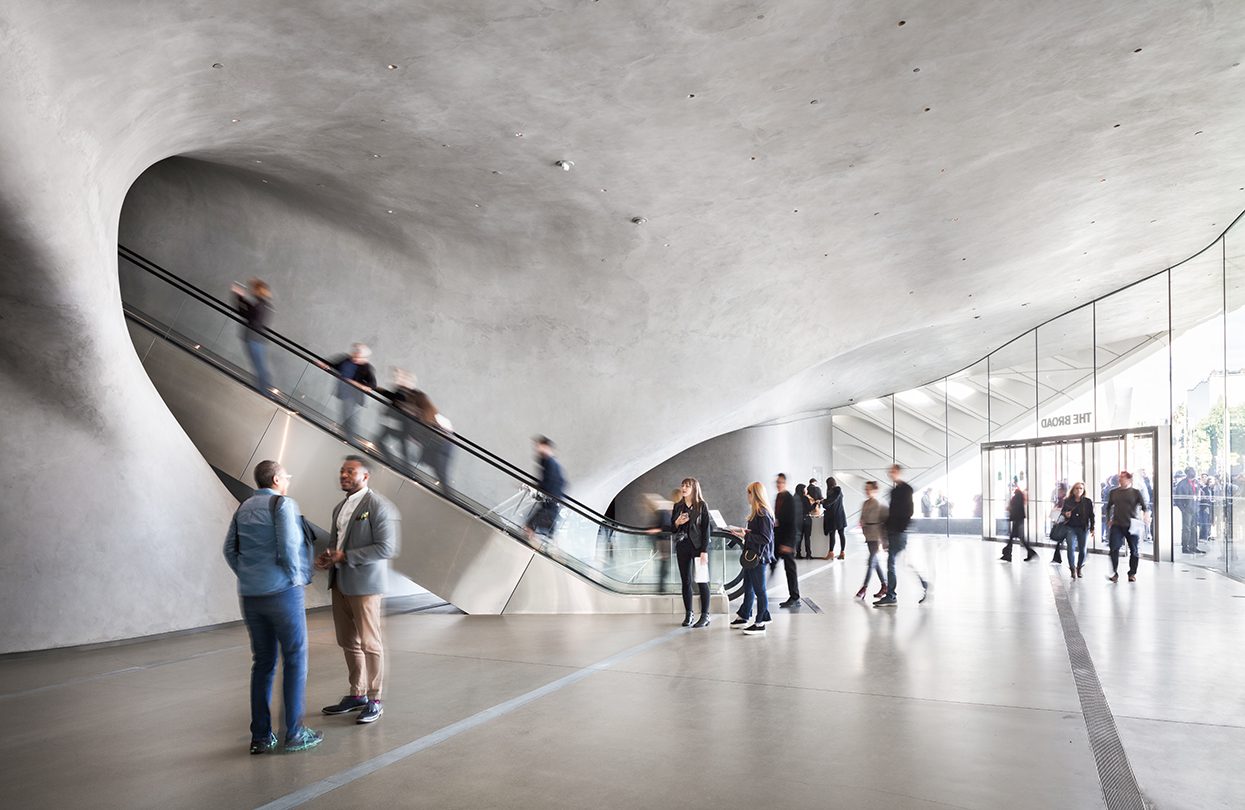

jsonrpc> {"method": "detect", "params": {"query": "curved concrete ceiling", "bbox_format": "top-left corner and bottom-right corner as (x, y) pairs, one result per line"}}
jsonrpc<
(10, 0), (1245, 511)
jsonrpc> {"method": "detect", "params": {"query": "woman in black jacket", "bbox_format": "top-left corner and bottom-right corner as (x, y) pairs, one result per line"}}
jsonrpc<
(823, 477), (848, 559)
(672, 477), (712, 628)
(1060, 482), (1095, 578)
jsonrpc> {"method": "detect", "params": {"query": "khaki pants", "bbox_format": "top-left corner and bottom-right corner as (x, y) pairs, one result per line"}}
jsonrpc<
(331, 586), (384, 700)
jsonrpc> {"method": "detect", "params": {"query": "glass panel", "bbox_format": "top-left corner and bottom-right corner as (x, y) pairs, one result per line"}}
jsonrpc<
(1037, 306), (1096, 437)
(1036, 440), (1086, 549)
(1226, 227), (1245, 579)
(989, 332), (1038, 441)
(1170, 246), (1225, 568)
(1094, 274), (1170, 432)
(985, 445), (1028, 540)
(831, 396), (894, 526)
(948, 359), (989, 533)
(895, 381), (948, 534)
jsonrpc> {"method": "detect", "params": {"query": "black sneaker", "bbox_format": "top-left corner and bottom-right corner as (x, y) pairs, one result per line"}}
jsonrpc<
(873, 597), (898, 608)
(322, 695), (369, 715)
(249, 732), (278, 755)
(284, 727), (323, 752)
(742, 623), (766, 635)
(730, 616), (749, 627)
(778, 598), (800, 608)
(357, 700), (384, 724)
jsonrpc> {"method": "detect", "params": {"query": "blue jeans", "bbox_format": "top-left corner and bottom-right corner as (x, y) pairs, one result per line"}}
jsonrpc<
(1108, 525), (1140, 577)
(885, 530), (927, 600)
(738, 564), (771, 623)
(862, 542), (885, 589)
(1066, 526), (1088, 570)
(242, 586), (308, 742)
(245, 337), (272, 394)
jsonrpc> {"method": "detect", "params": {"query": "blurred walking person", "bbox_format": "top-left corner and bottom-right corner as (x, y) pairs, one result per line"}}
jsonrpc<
(731, 482), (775, 635)
(855, 481), (888, 600)
(796, 482), (814, 560)
(822, 477), (847, 559)
(875, 464), (928, 606)
(1001, 484), (1035, 562)
(232, 278), (275, 397)
(1107, 470), (1149, 583)
(525, 436), (566, 542)
(672, 478), (712, 627)
(773, 474), (801, 608)
(318, 343), (377, 439)
(224, 460), (322, 754)
(408, 390), (455, 494)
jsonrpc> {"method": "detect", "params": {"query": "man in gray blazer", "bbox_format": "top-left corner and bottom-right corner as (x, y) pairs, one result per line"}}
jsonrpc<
(317, 455), (401, 725)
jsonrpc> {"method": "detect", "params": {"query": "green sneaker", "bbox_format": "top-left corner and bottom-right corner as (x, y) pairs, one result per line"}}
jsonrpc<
(284, 727), (324, 753)
(249, 732), (278, 755)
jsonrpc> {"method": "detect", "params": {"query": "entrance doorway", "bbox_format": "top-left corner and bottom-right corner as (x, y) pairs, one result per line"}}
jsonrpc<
(982, 428), (1170, 560)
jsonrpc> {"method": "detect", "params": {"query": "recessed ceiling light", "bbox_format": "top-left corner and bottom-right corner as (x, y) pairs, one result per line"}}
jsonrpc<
(631, 216), (647, 224)
(261, 179), (268, 184)
(212, 63), (223, 69)
(554, 160), (574, 171)
(371, 154), (381, 159)
(386, 209), (394, 214)
(898, 20), (906, 26)
(913, 67), (920, 72)
(514, 132), (524, 137)
(254, 160), (262, 163)
(231, 118), (240, 123)
(1133, 48), (1143, 53)
(387, 64), (399, 70)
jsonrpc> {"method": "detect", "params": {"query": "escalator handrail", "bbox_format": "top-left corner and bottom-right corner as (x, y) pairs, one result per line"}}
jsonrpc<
(116, 244), (661, 534)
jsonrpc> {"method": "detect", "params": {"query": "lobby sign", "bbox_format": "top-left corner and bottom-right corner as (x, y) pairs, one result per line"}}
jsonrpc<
(1040, 411), (1092, 430)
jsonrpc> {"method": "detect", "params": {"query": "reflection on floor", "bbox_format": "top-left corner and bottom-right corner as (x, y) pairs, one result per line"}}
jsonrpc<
(2, 537), (1243, 810)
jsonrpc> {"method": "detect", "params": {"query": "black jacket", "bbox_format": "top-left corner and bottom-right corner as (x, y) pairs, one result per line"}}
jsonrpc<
(672, 500), (711, 554)
(235, 293), (272, 336)
(823, 485), (847, 530)
(1062, 495), (1095, 530)
(537, 455), (566, 501)
(329, 356), (378, 389)
(886, 482), (914, 533)
(1008, 490), (1026, 521)
(774, 490), (797, 542)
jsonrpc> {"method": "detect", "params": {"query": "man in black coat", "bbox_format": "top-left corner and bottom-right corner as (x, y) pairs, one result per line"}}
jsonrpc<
(1001, 485), (1036, 561)
(875, 464), (928, 606)
(772, 473), (800, 607)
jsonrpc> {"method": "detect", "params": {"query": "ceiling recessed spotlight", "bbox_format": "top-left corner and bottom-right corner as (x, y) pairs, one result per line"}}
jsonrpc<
(230, 118), (240, 123)
(387, 64), (399, 70)
(1113, 123), (1121, 128)
(261, 179), (268, 184)
(924, 107), (931, 112)
(664, 243), (671, 247)
(687, 93), (696, 98)
(514, 132), (524, 137)
(211, 63), (223, 69)
(810, 99), (819, 104)
(898, 20), (906, 26)
(912, 67), (920, 72)
(371, 154), (381, 159)
(386, 209), (394, 214)
(1194, 130), (1203, 135)
(1133, 48), (1143, 53)
(631, 216), (647, 224)
(554, 160), (574, 171)
(474, 203), (481, 208)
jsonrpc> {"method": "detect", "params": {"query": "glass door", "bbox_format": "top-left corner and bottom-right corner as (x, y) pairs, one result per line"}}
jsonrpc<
(1090, 432), (1158, 560)
(985, 444), (1029, 539)
(1036, 440), (1086, 549)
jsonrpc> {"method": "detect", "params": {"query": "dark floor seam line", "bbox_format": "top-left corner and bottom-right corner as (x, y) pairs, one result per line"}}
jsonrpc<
(599, 665), (1082, 717)
(253, 627), (685, 810)
(1047, 569), (1148, 810)
(1110, 713), (1245, 731)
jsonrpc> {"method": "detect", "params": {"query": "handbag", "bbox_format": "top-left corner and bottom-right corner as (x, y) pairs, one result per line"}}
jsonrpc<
(739, 548), (761, 569)
(1049, 519), (1068, 542)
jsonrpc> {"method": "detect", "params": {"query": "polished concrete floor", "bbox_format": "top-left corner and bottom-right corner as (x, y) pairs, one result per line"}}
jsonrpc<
(3, 537), (1243, 810)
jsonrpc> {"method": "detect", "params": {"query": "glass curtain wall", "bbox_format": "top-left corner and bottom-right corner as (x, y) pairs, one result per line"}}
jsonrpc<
(823, 210), (1245, 582)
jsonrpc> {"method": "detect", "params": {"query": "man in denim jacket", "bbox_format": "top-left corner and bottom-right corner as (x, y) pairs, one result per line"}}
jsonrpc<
(224, 460), (322, 754)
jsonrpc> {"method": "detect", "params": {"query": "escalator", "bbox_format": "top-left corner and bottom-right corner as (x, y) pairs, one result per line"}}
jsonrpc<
(118, 245), (739, 613)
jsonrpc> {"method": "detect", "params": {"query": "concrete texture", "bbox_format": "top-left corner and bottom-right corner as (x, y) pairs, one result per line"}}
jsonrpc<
(4, 539), (1244, 809)
(3, 1), (1245, 649)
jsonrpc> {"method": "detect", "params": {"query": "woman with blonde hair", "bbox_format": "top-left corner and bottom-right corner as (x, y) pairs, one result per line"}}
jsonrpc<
(672, 477), (713, 627)
(730, 481), (775, 635)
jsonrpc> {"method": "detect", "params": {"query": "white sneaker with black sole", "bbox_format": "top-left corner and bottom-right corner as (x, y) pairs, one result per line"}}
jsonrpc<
(730, 616), (749, 628)
(742, 623), (766, 635)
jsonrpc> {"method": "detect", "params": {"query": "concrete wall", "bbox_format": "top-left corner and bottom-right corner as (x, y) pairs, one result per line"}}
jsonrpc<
(615, 415), (834, 527)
